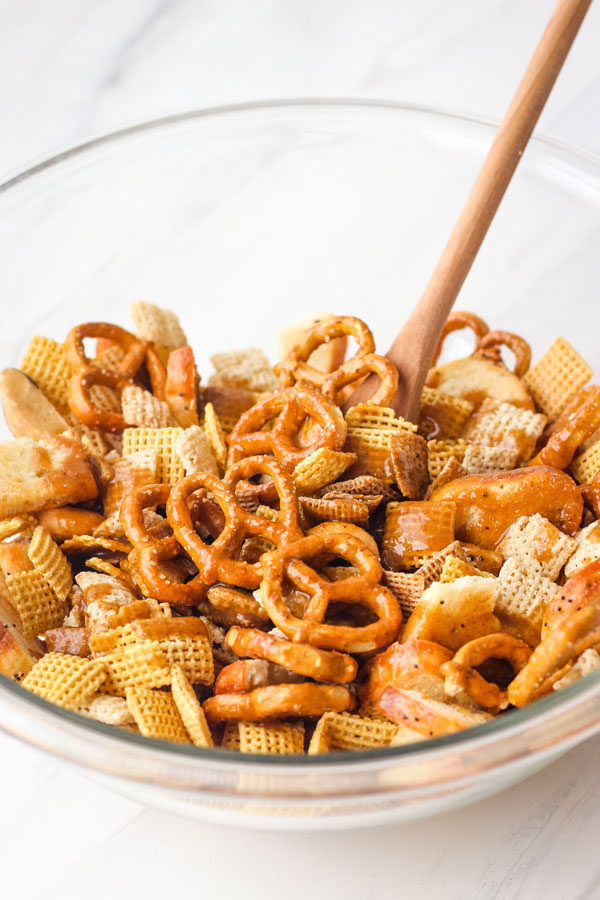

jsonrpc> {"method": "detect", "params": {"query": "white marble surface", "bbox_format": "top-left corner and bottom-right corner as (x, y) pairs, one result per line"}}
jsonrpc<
(1, 1), (600, 897)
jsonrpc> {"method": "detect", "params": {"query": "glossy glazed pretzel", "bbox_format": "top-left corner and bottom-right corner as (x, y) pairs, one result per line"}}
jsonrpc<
(441, 633), (531, 711)
(431, 311), (490, 366)
(276, 315), (375, 389)
(227, 384), (346, 470)
(474, 330), (532, 377)
(167, 455), (303, 590)
(203, 682), (354, 724)
(260, 532), (403, 653)
(321, 354), (399, 408)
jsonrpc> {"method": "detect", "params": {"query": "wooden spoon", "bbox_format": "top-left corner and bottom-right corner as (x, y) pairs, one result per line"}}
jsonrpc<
(349, 0), (593, 422)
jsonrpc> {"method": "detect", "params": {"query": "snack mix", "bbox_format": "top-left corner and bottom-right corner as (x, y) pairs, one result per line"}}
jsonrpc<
(1, 303), (600, 755)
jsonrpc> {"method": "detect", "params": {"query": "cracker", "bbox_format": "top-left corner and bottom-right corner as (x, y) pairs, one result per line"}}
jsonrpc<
(466, 400), (546, 464)
(345, 405), (417, 432)
(497, 557), (558, 639)
(418, 387), (474, 439)
(174, 425), (218, 476)
(439, 555), (492, 583)
(389, 431), (429, 499)
(123, 427), (183, 485)
(497, 514), (576, 581)
(20, 336), (71, 413)
(203, 402), (228, 473)
(130, 301), (187, 349)
(121, 385), (175, 428)
(300, 495), (371, 527)
(382, 570), (425, 619)
(523, 337), (593, 421)
(125, 686), (191, 744)
(209, 347), (277, 393)
(382, 501), (456, 570)
(292, 448), (357, 495)
(427, 439), (468, 479)
(22, 652), (106, 710)
(171, 665), (213, 747)
(5, 571), (67, 639)
(80, 694), (135, 726)
(27, 526), (73, 602)
(571, 439), (600, 485)
(462, 443), (519, 474)
(308, 711), (398, 754)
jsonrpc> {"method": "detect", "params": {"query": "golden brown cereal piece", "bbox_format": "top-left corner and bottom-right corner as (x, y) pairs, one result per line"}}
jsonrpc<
(316, 474), (398, 501)
(5, 571), (67, 639)
(523, 337), (593, 422)
(496, 557), (558, 645)
(203, 402), (228, 473)
(427, 439), (468, 479)
(0, 621), (40, 678)
(27, 526), (73, 602)
(239, 720), (304, 754)
(220, 722), (241, 750)
(129, 300), (187, 350)
(22, 652), (106, 710)
(345, 404), (417, 432)
(0, 516), (37, 542)
(20, 336), (71, 413)
(553, 648), (600, 691)
(382, 571), (426, 619)
(462, 443), (519, 474)
(102, 450), (158, 519)
(171, 665), (214, 747)
(389, 431), (429, 499)
(426, 356), (534, 412)
(439, 555), (492, 583)
(429, 467), (583, 549)
(62, 535), (130, 555)
(292, 447), (357, 495)
(402, 576), (501, 651)
(572, 439), (600, 485)
(121, 385), (175, 428)
(300, 495), (372, 527)
(497, 514), (577, 581)
(565, 522), (600, 577)
(418, 387), (474, 440)
(0, 430), (98, 518)
(80, 694), (135, 726)
(415, 541), (468, 586)
(174, 425), (219, 476)
(466, 400), (546, 464)
(210, 347), (278, 393)
(123, 427), (184, 485)
(200, 385), (258, 433)
(100, 648), (172, 695)
(125, 686), (191, 744)
(0, 368), (69, 440)
(308, 711), (399, 754)
(382, 501), (456, 570)
(425, 456), (468, 499)
(378, 687), (492, 737)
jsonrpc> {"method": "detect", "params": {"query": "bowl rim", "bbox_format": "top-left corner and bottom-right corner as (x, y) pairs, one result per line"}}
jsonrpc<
(2, 97), (600, 772)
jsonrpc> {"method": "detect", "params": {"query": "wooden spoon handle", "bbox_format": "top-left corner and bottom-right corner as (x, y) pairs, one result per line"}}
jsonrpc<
(385, 0), (593, 422)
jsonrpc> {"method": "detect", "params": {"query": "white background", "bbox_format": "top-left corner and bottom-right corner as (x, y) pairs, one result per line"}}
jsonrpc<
(1, 1), (600, 898)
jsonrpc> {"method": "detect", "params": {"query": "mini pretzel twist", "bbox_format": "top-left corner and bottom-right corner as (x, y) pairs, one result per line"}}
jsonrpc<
(441, 633), (531, 711)
(65, 322), (167, 431)
(203, 682), (354, 724)
(120, 484), (208, 605)
(167, 455), (303, 590)
(225, 626), (358, 683)
(321, 353), (399, 408)
(474, 330), (532, 377)
(260, 532), (402, 653)
(227, 385), (346, 470)
(275, 315), (375, 390)
(431, 311), (490, 366)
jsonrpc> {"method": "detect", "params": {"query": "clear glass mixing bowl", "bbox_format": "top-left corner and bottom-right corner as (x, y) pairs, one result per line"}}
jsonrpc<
(1, 100), (600, 830)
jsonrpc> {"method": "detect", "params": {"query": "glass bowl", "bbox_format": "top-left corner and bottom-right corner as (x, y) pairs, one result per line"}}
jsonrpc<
(1, 100), (600, 831)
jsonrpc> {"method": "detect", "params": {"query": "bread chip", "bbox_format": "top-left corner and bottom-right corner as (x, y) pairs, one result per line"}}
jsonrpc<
(102, 449), (158, 518)
(382, 571), (425, 619)
(121, 385), (175, 428)
(175, 425), (218, 476)
(171, 664), (213, 747)
(209, 347), (277, 393)
(292, 448), (357, 495)
(564, 522), (600, 577)
(125, 686), (191, 744)
(402, 576), (501, 651)
(80, 694), (135, 726)
(382, 501), (456, 570)
(389, 431), (429, 499)
(5, 571), (67, 639)
(496, 557), (558, 644)
(22, 652), (106, 710)
(203, 402), (228, 473)
(20, 336), (71, 413)
(523, 337), (593, 421)
(0, 621), (40, 679)
(123, 427), (183, 485)
(466, 400), (546, 464)
(572, 439), (600, 485)
(462, 443), (519, 474)
(301, 495), (371, 527)
(232, 720), (305, 754)
(418, 387), (474, 440)
(27, 526), (73, 602)
(378, 687), (492, 737)
(427, 439), (468, 479)
(130, 301), (187, 349)
(308, 710), (399, 753)
(497, 514), (576, 581)
(0, 367), (70, 440)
